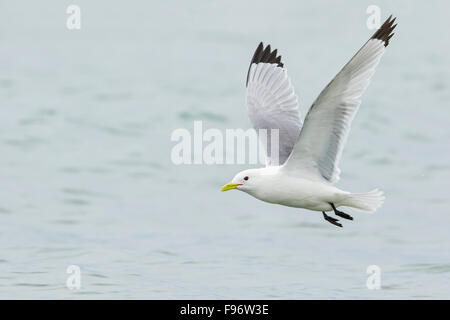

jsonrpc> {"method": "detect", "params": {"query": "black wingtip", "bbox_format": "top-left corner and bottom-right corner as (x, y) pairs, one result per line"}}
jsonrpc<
(246, 42), (284, 86)
(371, 15), (397, 47)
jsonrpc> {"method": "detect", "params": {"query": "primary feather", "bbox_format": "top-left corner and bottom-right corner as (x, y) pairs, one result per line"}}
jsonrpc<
(246, 44), (301, 166)
(282, 15), (397, 183)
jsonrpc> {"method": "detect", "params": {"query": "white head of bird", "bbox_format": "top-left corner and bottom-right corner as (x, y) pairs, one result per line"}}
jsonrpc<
(220, 167), (281, 199)
(221, 168), (260, 192)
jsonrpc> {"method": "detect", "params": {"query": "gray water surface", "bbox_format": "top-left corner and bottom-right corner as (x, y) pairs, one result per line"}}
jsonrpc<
(0, 0), (449, 299)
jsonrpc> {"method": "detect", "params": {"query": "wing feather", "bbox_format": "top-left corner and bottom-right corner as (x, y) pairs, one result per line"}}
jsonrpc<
(282, 16), (397, 182)
(246, 43), (301, 166)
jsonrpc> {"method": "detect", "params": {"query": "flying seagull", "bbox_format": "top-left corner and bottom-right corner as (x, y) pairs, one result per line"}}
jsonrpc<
(221, 16), (397, 227)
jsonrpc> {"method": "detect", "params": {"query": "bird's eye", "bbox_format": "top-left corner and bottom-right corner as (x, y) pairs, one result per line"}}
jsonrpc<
(244, 176), (249, 181)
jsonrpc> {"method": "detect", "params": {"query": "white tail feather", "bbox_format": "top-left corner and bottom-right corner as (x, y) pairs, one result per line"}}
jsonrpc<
(340, 189), (385, 213)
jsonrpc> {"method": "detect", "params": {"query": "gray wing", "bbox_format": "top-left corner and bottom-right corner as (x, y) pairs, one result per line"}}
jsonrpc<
(246, 43), (301, 166)
(282, 16), (397, 183)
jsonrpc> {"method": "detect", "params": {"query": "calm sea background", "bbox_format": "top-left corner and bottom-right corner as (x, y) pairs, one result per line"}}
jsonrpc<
(0, 1), (449, 299)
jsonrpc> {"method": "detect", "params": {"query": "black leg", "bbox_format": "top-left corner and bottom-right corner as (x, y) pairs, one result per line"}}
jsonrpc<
(322, 212), (342, 228)
(330, 203), (353, 220)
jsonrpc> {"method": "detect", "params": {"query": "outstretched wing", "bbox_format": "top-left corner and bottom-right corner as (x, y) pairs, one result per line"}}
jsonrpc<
(246, 42), (302, 166)
(282, 16), (397, 183)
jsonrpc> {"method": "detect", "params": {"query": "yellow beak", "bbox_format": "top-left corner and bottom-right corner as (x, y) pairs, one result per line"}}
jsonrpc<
(220, 182), (240, 192)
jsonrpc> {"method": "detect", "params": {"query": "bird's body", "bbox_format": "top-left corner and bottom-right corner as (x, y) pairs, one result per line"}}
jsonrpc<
(233, 167), (341, 211)
(221, 16), (397, 227)
(227, 167), (382, 213)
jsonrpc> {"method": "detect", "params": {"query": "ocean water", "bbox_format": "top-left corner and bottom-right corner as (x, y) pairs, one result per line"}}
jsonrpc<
(0, 0), (449, 299)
